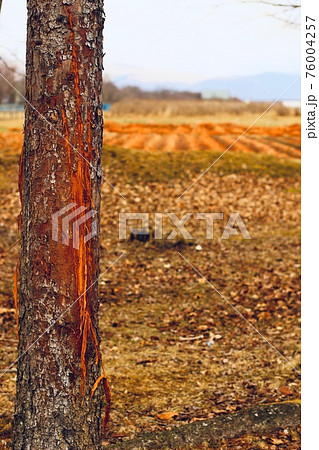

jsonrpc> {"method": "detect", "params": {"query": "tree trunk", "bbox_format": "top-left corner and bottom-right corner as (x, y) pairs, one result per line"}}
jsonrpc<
(13, 1), (104, 448)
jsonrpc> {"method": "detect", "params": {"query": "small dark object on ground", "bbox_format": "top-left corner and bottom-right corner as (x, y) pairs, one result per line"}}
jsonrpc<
(129, 228), (150, 242)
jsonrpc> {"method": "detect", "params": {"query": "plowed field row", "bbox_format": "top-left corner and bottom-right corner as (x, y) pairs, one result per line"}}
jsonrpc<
(103, 122), (301, 158)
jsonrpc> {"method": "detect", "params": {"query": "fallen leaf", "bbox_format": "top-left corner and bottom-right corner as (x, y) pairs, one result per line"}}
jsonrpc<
(279, 386), (293, 396)
(156, 412), (178, 420)
(271, 438), (284, 444)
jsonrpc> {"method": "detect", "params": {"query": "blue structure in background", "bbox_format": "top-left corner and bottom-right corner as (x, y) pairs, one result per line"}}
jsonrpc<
(102, 103), (111, 112)
(0, 103), (24, 112)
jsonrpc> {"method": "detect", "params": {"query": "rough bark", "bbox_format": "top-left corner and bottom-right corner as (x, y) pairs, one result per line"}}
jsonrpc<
(105, 403), (301, 450)
(13, 1), (104, 449)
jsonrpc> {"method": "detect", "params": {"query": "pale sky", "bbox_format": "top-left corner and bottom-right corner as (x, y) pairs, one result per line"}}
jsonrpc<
(0, 0), (300, 84)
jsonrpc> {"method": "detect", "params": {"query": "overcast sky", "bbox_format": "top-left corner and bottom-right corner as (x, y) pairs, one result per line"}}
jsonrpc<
(0, 0), (300, 83)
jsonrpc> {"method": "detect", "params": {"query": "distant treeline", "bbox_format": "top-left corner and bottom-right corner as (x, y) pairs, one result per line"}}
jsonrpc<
(102, 81), (201, 103)
(108, 98), (300, 117)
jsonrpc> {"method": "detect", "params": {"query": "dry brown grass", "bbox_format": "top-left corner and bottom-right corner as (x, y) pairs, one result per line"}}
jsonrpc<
(109, 99), (300, 118)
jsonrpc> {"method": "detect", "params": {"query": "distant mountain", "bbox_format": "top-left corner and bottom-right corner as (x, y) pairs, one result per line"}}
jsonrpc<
(113, 72), (300, 101)
(192, 73), (300, 101)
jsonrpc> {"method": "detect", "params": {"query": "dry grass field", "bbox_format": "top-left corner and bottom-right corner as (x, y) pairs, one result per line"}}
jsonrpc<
(108, 99), (300, 119)
(0, 106), (300, 448)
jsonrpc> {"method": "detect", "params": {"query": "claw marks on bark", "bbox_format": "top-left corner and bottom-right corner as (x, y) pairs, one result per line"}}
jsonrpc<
(64, 7), (110, 425)
(67, 2), (111, 429)
(63, 9), (102, 398)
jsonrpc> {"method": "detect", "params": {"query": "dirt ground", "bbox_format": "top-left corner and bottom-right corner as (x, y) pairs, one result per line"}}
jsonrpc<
(103, 122), (300, 159)
(0, 116), (300, 448)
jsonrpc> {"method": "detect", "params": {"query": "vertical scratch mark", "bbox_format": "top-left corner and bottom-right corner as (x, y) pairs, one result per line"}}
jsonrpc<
(66, 8), (102, 399)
